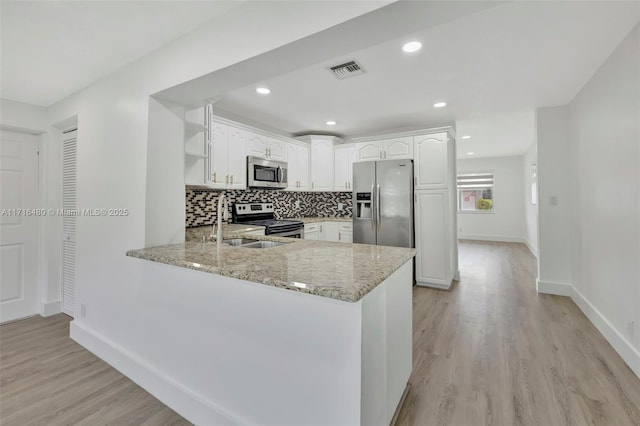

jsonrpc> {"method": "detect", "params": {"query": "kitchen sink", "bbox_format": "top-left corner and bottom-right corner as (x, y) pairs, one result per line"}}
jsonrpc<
(222, 238), (289, 249)
(240, 241), (287, 249)
(223, 238), (259, 246)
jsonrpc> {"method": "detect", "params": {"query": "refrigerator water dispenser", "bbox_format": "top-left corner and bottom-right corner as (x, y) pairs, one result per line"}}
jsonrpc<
(356, 192), (372, 218)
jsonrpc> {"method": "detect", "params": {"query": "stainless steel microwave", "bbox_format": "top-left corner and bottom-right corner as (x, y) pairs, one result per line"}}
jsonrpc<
(247, 156), (288, 189)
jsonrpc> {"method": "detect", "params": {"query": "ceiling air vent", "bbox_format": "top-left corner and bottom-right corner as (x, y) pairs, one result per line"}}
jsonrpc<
(328, 60), (366, 80)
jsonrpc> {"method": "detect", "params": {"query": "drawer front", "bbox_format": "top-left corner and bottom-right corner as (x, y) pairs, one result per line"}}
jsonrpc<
(305, 223), (319, 232)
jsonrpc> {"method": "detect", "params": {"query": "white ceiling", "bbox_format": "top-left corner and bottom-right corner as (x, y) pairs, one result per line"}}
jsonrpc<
(212, 1), (639, 158)
(0, 0), (242, 106)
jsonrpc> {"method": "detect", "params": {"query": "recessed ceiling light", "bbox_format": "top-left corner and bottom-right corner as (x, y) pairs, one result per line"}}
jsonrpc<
(402, 41), (422, 53)
(326, 121), (337, 126)
(467, 152), (475, 155)
(461, 135), (471, 139)
(433, 102), (447, 108)
(256, 87), (271, 95)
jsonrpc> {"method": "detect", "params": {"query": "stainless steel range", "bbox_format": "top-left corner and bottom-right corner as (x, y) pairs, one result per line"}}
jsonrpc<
(232, 203), (304, 238)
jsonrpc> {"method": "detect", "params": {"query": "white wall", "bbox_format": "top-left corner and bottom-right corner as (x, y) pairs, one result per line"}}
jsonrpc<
(0, 99), (48, 133)
(568, 24), (639, 366)
(536, 106), (572, 292)
(38, 1), (391, 423)
(457, 155), (525, 243)
(523, 143), (538, 257)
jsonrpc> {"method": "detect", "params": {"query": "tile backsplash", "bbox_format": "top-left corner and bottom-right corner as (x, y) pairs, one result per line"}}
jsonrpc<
(186, 187), (352, 227)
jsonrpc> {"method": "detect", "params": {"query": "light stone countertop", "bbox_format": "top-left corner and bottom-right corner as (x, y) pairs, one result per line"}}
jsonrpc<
(185, 224), (265, 242)
(126, 233), (414, 303)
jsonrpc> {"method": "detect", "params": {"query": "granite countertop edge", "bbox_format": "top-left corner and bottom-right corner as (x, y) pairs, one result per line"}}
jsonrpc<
(126, 234), (415, 303)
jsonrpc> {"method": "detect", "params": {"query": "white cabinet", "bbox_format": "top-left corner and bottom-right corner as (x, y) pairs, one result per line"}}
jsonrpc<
(304, 223), (319, 240)
(413, 129), (458, 289)
(414, 191), (448, 285)
(356, 142), (383, 161)
(298, 135), (342, 191)
(382, 137), (413, 159)
(338, 223), (353, 243)
(355, 137), (413, 161)
(305, 221), (352, 243)
(414, 133), (448, 190)
(247, 132), (286, 160)
(209, 123), (247, 189)
(286, 143), (310, 191)
(320, 222), (339, 242)
(334, 145), (357, 191)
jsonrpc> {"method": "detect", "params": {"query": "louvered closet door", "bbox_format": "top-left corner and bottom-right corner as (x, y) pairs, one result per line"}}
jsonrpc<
(62, 129), (77, 316)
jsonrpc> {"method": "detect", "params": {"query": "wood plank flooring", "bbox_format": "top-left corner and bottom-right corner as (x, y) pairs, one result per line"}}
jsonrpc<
(396, 240), (640, 426)
(1, 241), (639, 425)
(0, 314), (189, 426)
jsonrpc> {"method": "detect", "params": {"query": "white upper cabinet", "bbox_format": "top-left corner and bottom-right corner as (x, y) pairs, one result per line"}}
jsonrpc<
(267, 137), (286, 161)
(334, 145), (357, 191)
(227, 127), (247, 189)
(209, 122), (229, 188)
(209, 122), (247, 189)
(356, 142), (383, 161)
(298, 135), (342, 191)
(382, 137), (413, 159)
(355, 137), (413, 161)
(286, 143), (310, 191)
(310, 139), (335, 191)
(246, 132), (286, 160)
(414, 133), (448, 190)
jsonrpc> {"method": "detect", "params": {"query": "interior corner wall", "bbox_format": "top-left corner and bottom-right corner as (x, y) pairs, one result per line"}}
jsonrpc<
(456, 155), (525, 243)
(0, 99), (48, 133)
(523, 143), (538, 257)
(568, 23), (640, 356)
(535, 106), (572, 291)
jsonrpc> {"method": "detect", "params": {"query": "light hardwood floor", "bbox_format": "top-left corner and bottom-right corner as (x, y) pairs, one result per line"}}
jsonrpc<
(396, 240), (640, 426)
(1, 241), (639, 425)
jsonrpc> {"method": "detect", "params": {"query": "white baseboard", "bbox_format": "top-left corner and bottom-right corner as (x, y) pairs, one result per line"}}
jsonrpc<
(458, 234), (525, 243)
(536, 279), (572, 296)
(40, 300), (62, 317)
(570, 287), (640, 379)
(70, 321), (246, 425)
(524, 239), (538, 258)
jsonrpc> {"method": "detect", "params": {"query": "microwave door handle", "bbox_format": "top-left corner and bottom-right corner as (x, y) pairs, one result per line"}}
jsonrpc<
(277, 166), (282, 183)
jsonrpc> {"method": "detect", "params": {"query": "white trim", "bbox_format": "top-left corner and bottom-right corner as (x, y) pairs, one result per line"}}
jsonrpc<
(570, 287), (640, 379)
(212, 114), (304, 147)
(351, 126), (455, 142)
(40, 300), (62, 317)
(536, 279), (572, 296)
(524, 238), (538, 258)
(70, 321), (248, 426)
(458, 234), (525, 243)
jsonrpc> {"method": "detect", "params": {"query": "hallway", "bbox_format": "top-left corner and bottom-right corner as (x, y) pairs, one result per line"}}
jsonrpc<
(397, 240), (640, 425)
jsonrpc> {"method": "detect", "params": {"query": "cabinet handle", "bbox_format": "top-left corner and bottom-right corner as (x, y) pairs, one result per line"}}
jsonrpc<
(339, 233), (341, 241)
(312, 182), (314, 189)
(320, 225), (322, 232)
(415, 193), (417, 203)
(225, 175), (229, 184)
(230, 175), (233, 185)
(212, 172), (216, 183)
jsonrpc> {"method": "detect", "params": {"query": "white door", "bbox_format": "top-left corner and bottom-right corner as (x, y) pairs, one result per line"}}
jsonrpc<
(0, 130), (39, 323)
(296, 145), (310, 190)
(383, 137), (413, 159)
(267, 138), (286, 161)
(209, 122), (228, 188)
(311, 140), (334, 191)
(356, 142), (382, 161)
(286, 144), (299, 190)
(414, 133), (448, 190)
(414, 190), (448, 286)
(227, 127), (247, 189)
(246, 132), (268, 158)
(62, 129), (78, 316)
(334, 146), (351, 191)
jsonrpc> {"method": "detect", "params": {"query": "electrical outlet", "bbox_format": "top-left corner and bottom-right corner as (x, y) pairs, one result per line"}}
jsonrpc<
(628, 321), (635, 337)
(338, 202), (344, 211)
(81, 304), (87, 318)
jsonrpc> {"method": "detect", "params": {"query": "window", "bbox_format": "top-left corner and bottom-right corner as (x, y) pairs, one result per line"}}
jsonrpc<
(457, 172), (494, 212)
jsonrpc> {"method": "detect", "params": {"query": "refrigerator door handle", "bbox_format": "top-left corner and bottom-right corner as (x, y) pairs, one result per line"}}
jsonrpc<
(370, 182), (376, 232)
(376, 183), (381, 231)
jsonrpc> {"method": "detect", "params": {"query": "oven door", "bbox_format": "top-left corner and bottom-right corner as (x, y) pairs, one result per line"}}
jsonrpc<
(270, 228), (303, 239)
(247, 156), (287, 189)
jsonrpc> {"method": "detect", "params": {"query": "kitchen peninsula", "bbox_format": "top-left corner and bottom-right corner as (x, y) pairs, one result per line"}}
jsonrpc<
(125, 232), (415, 425)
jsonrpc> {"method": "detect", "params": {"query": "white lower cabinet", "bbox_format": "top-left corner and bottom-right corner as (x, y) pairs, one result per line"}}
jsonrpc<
(304, 221), (352, 243)
(414, 190), (456, 289)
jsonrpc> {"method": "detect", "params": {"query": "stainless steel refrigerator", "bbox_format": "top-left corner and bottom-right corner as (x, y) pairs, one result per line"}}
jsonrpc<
(352, 159), (414, 248)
